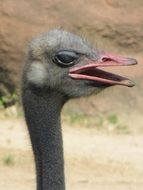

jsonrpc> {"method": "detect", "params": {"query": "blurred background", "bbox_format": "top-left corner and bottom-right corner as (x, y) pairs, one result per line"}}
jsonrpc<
(0, 0), (143, 190)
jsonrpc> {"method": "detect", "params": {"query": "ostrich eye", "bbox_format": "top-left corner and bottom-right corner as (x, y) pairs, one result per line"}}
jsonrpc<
(52, 50), (80, 67)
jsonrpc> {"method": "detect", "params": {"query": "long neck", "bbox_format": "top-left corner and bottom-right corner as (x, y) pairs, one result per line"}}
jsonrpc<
(22, 87), (67, 190)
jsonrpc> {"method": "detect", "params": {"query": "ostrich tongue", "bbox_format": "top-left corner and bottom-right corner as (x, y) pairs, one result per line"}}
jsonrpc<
(69, 51), (137, 87)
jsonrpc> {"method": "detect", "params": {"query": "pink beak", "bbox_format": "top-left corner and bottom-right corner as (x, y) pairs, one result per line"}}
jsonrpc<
(69, 51), (137, 87)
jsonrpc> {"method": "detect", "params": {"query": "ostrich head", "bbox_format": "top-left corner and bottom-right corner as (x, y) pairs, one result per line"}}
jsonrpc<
(23, 29), (137, 98)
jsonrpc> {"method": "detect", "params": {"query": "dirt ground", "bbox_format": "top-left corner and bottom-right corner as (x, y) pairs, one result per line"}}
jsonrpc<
(0, 117), (143, 190)
(0, 1), (143, 190)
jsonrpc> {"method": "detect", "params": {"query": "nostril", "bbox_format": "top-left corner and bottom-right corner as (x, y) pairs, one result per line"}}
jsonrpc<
(102, 57), (113, 62)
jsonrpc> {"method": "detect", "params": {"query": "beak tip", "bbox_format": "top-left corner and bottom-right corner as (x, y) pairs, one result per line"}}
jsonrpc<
(128, 58), (138, 65)
(126, 80), (135, 87)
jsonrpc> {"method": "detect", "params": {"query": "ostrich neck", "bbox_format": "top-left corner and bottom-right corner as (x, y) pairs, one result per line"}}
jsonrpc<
(22, 87), (67, 190)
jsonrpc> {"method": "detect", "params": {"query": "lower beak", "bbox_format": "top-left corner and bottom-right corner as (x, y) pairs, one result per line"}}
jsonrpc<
(69, 51), (137, 87)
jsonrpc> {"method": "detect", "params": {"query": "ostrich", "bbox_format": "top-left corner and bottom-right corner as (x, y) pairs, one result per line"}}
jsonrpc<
(21, 29), (137, 190)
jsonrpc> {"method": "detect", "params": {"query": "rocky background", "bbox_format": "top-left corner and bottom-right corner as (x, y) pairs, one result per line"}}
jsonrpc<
(0, 0), (143, 129)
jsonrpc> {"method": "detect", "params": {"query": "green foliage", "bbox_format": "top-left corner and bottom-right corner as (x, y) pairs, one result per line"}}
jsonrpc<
(107, 113), (118, 124)
(116, 124), (130, 134)
(64, 112), (86, 125)
(63, 110), (130, 134)
(63, 111), (104, 129)
(3, 155), (15, 166)
(94, 115), (104, 128)
(0, 93), (18, 108)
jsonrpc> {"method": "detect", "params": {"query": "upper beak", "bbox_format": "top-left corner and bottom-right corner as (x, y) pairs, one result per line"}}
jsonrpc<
(69, 51), (137, 87)
(98, 51), (137, 66)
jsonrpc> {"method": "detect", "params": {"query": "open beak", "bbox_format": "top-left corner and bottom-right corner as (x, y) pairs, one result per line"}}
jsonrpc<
(69, 51), (137, 87)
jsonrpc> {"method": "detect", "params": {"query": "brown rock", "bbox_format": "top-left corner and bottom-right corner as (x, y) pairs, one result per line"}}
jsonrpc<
(0, 0), (142, 96)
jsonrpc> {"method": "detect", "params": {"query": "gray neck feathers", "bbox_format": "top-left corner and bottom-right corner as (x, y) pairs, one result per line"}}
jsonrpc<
(22, 86), (67, 190)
